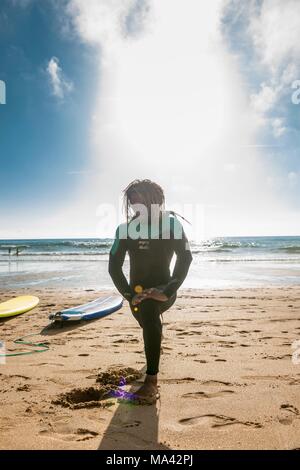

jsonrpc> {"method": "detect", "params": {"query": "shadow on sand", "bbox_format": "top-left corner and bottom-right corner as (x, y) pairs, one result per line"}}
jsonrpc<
(36, 322), (171, 450)
(39, 317), (100, 336)
(98, 366), (171, 450)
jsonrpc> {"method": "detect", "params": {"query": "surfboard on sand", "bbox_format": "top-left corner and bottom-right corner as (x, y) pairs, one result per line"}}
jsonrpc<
(49, 295), (123, 322)
(0, 296), (39, 319)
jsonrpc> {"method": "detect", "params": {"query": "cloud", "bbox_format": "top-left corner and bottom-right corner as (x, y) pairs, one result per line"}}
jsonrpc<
(223, 0), (300, 139)
(250, 0), (300, 136)
(9, 0), (296, 238)
(50, 0), (299, 238)
(46, 56), (74, 99)
(2, 0), (299, 237)
(272, 118), (287, 138)
(250, 83), (280, 115)
(249, 0), (300, 72)
(65, 0), (151, 58)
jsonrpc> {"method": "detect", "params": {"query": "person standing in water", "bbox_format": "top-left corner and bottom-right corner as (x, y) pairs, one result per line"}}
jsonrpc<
(109, 179), (193, 403)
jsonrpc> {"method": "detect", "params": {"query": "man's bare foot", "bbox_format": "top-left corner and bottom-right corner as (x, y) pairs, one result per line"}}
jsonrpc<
(133, 374), (159, 400)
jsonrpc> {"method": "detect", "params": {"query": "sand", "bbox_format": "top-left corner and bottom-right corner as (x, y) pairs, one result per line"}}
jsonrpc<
(0, 287), (300, 450)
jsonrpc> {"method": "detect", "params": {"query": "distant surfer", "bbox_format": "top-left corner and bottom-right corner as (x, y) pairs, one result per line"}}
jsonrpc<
(109, 179), (193, 404)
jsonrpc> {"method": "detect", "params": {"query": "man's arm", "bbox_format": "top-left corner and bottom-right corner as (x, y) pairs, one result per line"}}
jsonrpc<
(108, 226), (134, 302)
(160, 218), (193, 298)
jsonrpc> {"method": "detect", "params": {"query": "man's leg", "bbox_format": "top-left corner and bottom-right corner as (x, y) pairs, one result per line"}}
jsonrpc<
(132, 298), (162, 376)
(130, 294), (176, 400)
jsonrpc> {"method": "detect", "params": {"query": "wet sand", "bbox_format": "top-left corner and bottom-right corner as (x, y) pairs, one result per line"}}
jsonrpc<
(0, 287), (300, 450)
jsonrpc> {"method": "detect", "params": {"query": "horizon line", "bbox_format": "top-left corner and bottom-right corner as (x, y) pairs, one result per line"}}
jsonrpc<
(1, 234), (300, 242)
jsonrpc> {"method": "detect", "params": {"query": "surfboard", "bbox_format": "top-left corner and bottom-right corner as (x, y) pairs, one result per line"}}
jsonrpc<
(0, 296), (39, 319)
(49, 295), (123, 322)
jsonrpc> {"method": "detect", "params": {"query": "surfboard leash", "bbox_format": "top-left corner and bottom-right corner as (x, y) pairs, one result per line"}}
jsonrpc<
(0, 330), (50, 357)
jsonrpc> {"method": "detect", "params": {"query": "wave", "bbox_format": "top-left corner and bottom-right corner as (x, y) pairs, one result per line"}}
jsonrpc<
(0, 241), (113, 256)
(205, 257), (300, 263)
(53, 240), (112, 248)
(276, 247), (300, 254)
(1, 237), (300, 256)
(191, 240), (266, 252)
(10, 251), (108, 256)
(1, 254), (300, 264)
(191, 238), (300, 253)
(192, 247), (235, 253)
(0, 239), (112, 249)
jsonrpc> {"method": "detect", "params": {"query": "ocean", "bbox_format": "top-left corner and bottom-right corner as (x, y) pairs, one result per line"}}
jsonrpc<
(0, 236), (300, 289)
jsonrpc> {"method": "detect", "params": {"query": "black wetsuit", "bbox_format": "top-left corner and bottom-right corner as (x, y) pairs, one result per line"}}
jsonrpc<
(108, 214), (193, 375)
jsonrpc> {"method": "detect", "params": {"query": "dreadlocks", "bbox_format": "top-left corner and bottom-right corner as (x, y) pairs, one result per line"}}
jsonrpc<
(123, 179), (165, 223)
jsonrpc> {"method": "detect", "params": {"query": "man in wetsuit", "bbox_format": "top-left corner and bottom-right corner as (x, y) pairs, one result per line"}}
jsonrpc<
(109, 179), (193, 403)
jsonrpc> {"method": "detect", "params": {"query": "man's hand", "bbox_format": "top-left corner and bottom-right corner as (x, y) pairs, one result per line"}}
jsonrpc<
(131, 288), (168, 306)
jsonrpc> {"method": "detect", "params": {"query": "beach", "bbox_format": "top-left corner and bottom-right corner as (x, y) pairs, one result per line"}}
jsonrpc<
(2, 0), (300, 454)
(1, 286), (300, 450)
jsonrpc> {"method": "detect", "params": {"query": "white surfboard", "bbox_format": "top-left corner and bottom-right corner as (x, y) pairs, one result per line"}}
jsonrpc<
(49, 295), (123, 322)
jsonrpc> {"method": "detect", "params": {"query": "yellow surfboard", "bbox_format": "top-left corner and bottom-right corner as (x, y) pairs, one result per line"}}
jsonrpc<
(0, 296), (39, 318)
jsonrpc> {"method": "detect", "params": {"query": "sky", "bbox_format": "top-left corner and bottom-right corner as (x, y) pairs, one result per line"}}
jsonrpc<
(0, 0), (300, 239)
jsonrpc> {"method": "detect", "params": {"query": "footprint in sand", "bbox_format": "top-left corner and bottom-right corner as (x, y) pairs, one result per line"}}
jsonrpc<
(1, 374), (29, 381)
(278, 404), (299, 425)
(1, 374), (31, 393)
(113, 338), (139, 344)
(242, 374), (284, 382)
(262, 354), (291, 360)
(179, 414), (262, 428)
(16, 384), (31, 392)
(182, 390), (234, 399)
(217, 341), (236, 348)
(201, 380), (232, 386)
(34, 363), (64, 367)
(180, 352), (197, 357)
(39, 418), (99, 442)
(176, 331), (202, 336)
(243, 374), (300, 386)
(161, 377), (196, 384)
